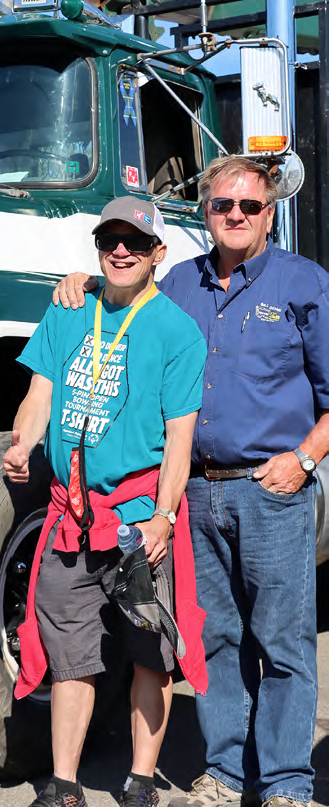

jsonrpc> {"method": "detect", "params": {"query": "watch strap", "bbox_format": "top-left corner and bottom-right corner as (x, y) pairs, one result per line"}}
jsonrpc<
(293, 447), (304, 463)
(293, 447), (316, 471)
(153, 508), (176, 525)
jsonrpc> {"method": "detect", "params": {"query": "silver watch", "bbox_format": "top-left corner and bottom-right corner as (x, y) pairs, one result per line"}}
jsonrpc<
(293, 447), (316, 473)
(153, 508), (176, 526)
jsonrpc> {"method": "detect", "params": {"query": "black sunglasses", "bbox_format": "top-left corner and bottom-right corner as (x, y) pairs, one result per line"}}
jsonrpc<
(95, 232), (159, 254)
(209, 198), (270, 215)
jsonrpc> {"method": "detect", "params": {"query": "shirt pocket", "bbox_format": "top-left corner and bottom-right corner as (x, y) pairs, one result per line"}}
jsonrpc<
(234, 307), (294, 382)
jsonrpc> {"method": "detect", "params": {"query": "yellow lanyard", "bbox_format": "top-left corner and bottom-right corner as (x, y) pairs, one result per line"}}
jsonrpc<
(91, 281), (157, 399)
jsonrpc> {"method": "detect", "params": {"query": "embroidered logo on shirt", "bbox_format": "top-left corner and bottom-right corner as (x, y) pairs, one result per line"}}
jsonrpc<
(255, 303), (281, 322)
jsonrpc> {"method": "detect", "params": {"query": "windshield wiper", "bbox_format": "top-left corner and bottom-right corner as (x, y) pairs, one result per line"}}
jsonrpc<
(0, 185), (31, 198)
(151, 171), (204, 205)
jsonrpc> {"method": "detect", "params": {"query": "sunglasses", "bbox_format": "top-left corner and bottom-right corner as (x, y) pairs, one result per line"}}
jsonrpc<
(209, 198), (270, 215)
(95, 232), (159, 254)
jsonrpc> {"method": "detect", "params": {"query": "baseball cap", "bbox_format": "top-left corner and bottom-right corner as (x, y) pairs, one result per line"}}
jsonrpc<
(112, 546), (186, 659)
(92, 196), (165, 242)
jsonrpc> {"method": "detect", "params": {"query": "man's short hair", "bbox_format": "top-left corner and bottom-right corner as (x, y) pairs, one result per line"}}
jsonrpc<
(199, 156), (278, 207)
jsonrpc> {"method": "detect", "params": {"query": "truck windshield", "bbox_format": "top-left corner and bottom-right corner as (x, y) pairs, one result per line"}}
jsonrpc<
(0, 57), (94, 185)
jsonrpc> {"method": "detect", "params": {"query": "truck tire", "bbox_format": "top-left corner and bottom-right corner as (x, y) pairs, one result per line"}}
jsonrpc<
(0, 432), (53, 780)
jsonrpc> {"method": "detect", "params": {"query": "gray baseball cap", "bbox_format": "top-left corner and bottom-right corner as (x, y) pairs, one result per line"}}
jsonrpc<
(92, 195), (165, 242)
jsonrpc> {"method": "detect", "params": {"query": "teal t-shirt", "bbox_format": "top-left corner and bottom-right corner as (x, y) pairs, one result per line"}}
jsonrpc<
(18, 289), (206, 523)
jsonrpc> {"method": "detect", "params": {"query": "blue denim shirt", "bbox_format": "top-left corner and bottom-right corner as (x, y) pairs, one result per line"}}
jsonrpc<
(158, 238), (329, 466)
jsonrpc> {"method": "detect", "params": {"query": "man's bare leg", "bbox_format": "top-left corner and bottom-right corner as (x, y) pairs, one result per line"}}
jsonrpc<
(51, 675), (95, 781)
(130, 663), (173, 776)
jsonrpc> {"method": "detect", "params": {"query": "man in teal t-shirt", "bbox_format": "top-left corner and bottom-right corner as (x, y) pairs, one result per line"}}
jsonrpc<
(4, 196), (206, 807)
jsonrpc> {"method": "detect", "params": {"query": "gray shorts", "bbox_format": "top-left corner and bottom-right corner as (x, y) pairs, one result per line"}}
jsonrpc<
(35, 523), (174, 682)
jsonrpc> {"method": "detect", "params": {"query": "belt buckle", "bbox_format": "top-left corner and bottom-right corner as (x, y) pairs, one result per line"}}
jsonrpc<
(204, 463), (217, 481)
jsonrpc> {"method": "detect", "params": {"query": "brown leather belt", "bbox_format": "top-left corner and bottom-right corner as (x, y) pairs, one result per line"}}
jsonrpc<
(191, 461), (265, 481)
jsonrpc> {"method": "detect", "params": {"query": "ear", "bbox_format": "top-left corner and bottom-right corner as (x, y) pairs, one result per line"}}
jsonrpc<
(153, 243), (167, 265)
(203, 200), (210, 231)
(266, 204), (276, 234)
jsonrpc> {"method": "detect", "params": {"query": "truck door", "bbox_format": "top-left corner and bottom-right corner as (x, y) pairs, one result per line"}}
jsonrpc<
(110, 52), (205, 202)
(109, 50), (212, 271)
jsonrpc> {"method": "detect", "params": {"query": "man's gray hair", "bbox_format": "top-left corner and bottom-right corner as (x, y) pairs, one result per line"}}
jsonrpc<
(199, 156), (278, 206)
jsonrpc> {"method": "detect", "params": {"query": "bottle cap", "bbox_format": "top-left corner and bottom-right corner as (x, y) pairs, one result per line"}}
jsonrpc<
(117, 524), (130, 537)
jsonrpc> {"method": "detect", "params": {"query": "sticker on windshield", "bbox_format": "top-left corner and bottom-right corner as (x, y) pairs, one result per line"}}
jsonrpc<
(119, 76), (137, 127)
(127, 166), (139, 187)
(65, 161), (80, 176)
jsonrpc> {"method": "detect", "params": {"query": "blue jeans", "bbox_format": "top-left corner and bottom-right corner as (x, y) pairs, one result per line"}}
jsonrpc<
(186, 472), (317, 802)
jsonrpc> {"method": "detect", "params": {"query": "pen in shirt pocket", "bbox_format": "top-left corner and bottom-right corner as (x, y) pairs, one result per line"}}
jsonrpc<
(241, 311), (251, 332)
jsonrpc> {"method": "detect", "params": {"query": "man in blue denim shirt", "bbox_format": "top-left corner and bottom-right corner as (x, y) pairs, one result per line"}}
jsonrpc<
(54, 156), (329, 807)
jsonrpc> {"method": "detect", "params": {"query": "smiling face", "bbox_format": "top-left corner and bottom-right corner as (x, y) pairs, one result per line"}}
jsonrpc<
(203, 171), (275, 266)
(98, 221), (167, 305)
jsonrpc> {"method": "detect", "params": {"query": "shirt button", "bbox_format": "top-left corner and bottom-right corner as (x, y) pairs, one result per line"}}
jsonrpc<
(207, 383), (212, 389)
(206, 454), (211, 460)
(218, 313), (223, 319)
(203, 419), (208, 425)
(212, 347), (218, 353)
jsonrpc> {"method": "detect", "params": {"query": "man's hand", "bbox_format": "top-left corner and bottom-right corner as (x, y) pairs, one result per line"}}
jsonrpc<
(135, 515), (171, 567)
(253, 451), (307, 494)
(52, 272), (99, 309)
(3, 430), (30, 483)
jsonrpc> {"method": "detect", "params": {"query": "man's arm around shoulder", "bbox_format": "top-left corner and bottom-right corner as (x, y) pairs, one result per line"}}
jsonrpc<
(52, 260), (185, 309)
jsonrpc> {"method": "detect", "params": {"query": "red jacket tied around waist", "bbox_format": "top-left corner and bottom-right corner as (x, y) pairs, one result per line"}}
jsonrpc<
(15, 468), (208, 699)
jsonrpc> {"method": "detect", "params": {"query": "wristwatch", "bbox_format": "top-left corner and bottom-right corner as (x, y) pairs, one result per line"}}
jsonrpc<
(293, 447), (316, 473)
(153, 508), (176, 526)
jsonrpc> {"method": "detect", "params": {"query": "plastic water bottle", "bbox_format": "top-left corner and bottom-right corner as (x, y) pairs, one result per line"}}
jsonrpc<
(117, 524), (147, 553)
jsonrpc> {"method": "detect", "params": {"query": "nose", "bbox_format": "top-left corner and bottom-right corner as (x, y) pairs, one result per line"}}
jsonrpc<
(226, 201), (245, 222)
(111, 240), (130, 257)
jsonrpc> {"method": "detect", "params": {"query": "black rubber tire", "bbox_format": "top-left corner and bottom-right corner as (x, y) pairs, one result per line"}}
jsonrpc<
(0, 432), (53, 780)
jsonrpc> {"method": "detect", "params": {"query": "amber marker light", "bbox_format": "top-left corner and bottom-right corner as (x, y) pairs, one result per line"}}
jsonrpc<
(248, 136), (288, 152)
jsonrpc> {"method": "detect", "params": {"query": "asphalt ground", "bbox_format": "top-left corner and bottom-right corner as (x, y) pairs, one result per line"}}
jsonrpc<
(1, 633), (328, 807)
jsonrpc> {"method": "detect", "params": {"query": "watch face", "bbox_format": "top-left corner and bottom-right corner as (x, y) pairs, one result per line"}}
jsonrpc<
(302, 457), (316, 472)
(169, 512), (176, 525)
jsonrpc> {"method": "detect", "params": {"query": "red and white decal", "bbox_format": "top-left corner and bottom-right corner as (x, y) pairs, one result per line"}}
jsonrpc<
(134, 210), (144, 221)
(127, 165), (139, 187)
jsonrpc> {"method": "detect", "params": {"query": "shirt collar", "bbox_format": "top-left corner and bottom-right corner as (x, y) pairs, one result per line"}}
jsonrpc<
(204, 237), (274, 287)
(204, 246), (221, 286)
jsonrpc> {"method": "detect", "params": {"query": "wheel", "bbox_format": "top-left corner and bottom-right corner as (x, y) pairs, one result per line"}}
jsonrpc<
(0, 432), (53, 780)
